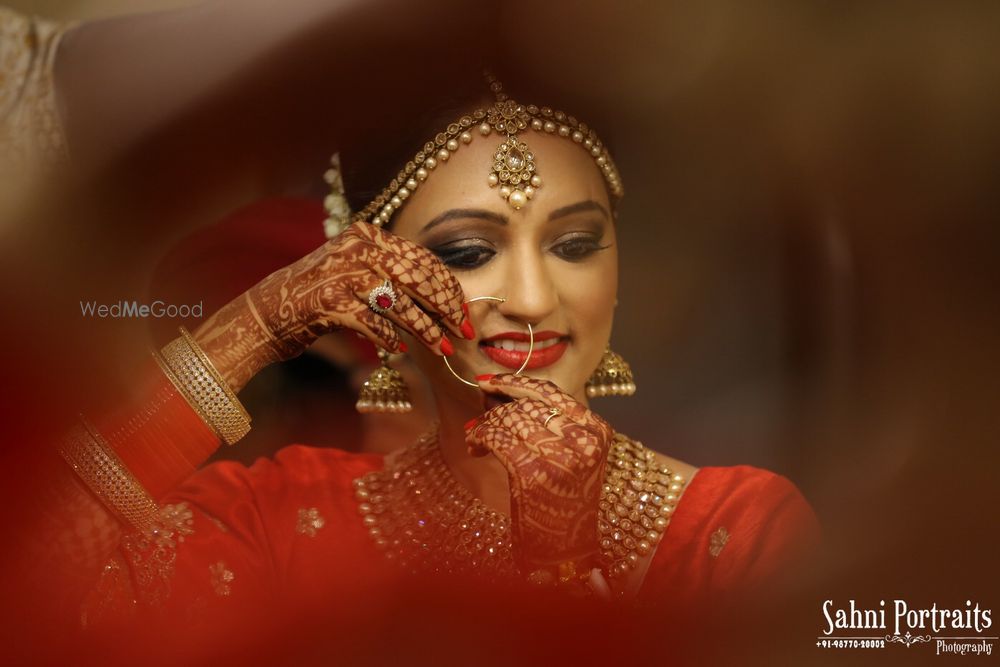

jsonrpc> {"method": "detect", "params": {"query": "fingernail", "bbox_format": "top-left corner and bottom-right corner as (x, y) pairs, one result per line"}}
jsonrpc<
(440, 336), (454, 356)
(460, 319), (475, 340)
(463, 417), (479, 431)
(460, 304), (475, 340)
(475, 373), (495, 382)
(398, 341), (408, 353)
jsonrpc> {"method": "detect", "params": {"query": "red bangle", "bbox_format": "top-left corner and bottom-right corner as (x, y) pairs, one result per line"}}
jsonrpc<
(91, 355), (220, 500)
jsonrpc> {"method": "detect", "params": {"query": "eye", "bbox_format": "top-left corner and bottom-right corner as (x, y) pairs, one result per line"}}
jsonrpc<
(429, 241), (496, 270)
(551, 234), (611, 262)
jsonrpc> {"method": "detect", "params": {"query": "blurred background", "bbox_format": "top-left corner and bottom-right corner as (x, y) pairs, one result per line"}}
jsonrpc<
(6, 0), (191, 17)
(2, 1), (998, 664)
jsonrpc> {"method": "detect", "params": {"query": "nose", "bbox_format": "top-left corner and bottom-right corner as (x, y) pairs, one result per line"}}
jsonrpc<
(496, 243), (558, 327)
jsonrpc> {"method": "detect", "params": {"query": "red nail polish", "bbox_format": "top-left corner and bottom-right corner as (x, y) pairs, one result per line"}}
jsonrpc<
(475, 373), (495, 382)
(460, 303), (475, 340)
(460, 319), (475, 340)
(463, 417), (479, 431)
(440, 336), (454, 356)
(398, 341), (408, 353)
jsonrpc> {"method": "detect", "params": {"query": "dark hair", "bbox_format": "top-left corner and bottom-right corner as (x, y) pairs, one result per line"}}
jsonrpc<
(339, 83), (490, 216)
(338, 72), (619, 221)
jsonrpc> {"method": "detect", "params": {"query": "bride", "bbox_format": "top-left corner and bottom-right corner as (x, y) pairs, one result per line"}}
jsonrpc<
(56, 72), (819, 619)
(28, 66), (821, 666)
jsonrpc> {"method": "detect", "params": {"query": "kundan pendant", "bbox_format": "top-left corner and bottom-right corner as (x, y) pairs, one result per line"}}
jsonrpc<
(489, 135), (541, 210)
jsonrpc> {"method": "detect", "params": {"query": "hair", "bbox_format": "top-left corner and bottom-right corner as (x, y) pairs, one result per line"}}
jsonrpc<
(337, 70), (620, 224)
(339, 81), (490, 217)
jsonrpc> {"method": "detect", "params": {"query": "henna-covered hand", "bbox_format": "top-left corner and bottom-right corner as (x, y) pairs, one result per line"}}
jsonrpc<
(465, 374), (614, 570)
(193, 222), (471, 391)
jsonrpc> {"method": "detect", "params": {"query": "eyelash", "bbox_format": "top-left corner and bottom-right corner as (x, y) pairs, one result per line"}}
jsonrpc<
(430, 236), (610, 270)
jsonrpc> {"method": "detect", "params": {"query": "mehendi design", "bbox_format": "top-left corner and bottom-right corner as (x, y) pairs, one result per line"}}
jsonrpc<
(466, 375), (614, 569)
(193, 222), (469, 391)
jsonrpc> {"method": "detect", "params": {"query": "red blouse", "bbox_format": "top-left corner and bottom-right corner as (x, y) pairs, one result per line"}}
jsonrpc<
(87, 442), (820, 629)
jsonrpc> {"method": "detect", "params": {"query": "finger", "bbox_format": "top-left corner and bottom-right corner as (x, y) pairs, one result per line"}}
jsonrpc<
(364, 233), (469, 338)
(340, 223), (465, 332)
(478, 374), (587, 421)
(350, 306), (404, 353)
(481, 374), (613, 441)
(467, 397), (538, 458)
(353, 283), (447, 354)
(481, 396), (607, 467)
(480, 397), (554, 442)
(466, 419), (534, 469)
(464, 421), (490, 457)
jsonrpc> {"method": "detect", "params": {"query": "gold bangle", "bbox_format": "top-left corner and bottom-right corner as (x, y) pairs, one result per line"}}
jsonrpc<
(58, 417), (160, 532)
(157, 328), (251, 446)
(152, 351), (226, 443)
(178, 327), (250, 422)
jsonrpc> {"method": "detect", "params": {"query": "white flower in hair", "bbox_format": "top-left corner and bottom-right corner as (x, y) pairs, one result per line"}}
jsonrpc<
(323, 153), (351, 239)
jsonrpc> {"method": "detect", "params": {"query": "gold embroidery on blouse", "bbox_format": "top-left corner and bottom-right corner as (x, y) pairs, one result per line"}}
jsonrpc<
(296, 507), (325, 537)
(709, 526), (730, 558)
(209, 561), (234, 597)
(80, 554), (136, 628)
(120, 502), (195, 606)
(201, 510), (229, 533)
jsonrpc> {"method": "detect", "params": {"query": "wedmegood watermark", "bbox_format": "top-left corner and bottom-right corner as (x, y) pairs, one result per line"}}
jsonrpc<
(79, 300), (204, 319)
(815, 599), (995, 655)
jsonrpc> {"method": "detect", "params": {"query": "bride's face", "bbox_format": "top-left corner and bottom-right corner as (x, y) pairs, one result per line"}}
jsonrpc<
(390, 131), (618, 408)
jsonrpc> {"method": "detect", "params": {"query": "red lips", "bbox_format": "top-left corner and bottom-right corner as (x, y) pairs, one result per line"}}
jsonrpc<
(479, 330), (568, 370)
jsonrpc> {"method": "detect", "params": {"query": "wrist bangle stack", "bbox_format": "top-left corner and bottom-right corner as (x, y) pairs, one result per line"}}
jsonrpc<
(155, 326), (251, 446)
(58, 417), (160, 532)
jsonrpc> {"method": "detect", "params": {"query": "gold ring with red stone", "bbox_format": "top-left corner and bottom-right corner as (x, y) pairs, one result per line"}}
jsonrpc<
(368, 280), (397, 315)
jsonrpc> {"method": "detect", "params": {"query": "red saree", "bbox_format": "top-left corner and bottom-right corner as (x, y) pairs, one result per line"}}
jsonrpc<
(84, 437), (821, 624)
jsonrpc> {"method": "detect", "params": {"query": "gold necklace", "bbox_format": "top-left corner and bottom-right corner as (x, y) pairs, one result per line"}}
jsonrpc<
(353, 425), (687, 582)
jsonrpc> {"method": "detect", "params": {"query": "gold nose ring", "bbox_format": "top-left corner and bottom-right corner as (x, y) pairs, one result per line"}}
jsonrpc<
(442, 296), (534, 388)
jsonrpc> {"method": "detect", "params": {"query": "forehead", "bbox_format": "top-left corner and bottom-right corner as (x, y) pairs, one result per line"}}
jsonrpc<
(391, 132), (612, 235)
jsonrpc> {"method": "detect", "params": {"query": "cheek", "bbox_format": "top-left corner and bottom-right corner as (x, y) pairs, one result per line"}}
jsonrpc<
(556, 252), (618, 350)
(444, 267), (504, 307)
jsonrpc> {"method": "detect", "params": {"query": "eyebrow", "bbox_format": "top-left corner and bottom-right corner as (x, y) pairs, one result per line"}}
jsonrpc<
(547, 200), (609, 222)
(419, 199), (609, 234)
(421, 208), (508, 233)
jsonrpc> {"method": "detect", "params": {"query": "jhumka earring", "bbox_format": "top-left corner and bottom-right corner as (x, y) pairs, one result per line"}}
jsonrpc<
(585, 347), (636, 398)
(356, 349), (413, 413)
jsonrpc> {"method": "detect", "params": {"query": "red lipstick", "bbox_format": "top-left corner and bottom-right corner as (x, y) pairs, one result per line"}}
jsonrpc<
(479, 330), (568, 370)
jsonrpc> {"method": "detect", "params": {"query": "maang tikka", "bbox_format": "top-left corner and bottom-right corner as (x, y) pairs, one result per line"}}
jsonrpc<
(324, 71), (623, 238)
